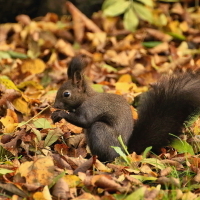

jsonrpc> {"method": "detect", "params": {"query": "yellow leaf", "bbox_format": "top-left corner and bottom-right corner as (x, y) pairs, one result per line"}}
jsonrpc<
(169, 20), (182, 35)
(17, 81), (43, 90)
(180, 21), (188, 32)
(33, 186), (52, 200)
(118, 74), (132, 83)
(0, 115), (18, 133)
(103, 16), (118, 33)
(131, 106), (138, 120)
(16, 156), (56, 186)
(12, 97), (30, 115)
(63, 175), (82, 188)
(115, 82), (137, 93)
(47, 52), (57, 65)
(33, 192), (46, 200)
(86, 32), (107, 48)
(0, 77), (20, 91)
(21, 59), (46, 74)
(0, 109), (18, 133)
(55, 39), (75, 57)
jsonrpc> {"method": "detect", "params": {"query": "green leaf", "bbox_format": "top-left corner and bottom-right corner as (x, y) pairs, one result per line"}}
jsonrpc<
(101, 63), (118, 72)
(142, 158), (165, 170)
(0, 51), (28, 59)
(102, 0), (117, 10)
(133, 2), (153, 23)
(7, 51), (28, 59)
(171, 139), (195, 155)
(103, 0), (130, 17)
(111, 146), (131, 165)
(142, 41), (163, 48)
(167, 32), (186, 40)
(0, 51), (11, 59)
(142, 146), (152, 158)
(124, 187), (145, 200)
(138, 0), (154, 7)
(130, 175), (157, 182)
(123, 7), (139, 32)
(0, 168), (14, 175)
(44, 129), (63, 147)
(118, 135), (129, 155)
(33, 118), (52, 129)
(92, 84), (104, 93)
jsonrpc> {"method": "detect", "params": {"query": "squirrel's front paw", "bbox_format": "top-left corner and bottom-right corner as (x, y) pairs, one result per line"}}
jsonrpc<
(51, 110), (65, 123)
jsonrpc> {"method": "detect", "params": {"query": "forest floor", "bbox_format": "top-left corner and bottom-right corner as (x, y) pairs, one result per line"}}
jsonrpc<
(0, 1), (200, 199)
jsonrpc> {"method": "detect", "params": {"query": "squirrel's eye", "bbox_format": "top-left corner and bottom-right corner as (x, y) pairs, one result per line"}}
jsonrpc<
(63, 91), (71, 97)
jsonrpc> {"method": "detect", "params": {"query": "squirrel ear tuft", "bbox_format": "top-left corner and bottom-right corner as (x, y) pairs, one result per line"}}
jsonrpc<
(67, 56), (86, 89)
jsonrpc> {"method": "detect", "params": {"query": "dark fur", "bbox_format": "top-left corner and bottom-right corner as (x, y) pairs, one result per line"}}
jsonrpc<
(52, 57), (200, 162)
(128, 72), (200, 154)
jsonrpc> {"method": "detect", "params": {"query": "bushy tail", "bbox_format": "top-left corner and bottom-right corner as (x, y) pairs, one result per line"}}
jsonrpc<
(128, 72), (200, 154)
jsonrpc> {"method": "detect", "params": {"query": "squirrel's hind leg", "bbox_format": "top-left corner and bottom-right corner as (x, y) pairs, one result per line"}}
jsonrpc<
(86, 122), (121, 162)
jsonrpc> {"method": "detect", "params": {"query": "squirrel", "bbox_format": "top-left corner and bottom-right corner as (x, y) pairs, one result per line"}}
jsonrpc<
(51, 56), (200, 162)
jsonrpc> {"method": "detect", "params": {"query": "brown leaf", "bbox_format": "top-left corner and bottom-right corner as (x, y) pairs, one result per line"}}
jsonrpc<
(66, 1), (103, 33)
(91, 174), (122, 191)
(145, 28), (172, 42)
(52, 178), (70, 199)
(15, 156), (56, 186)
(0, 90), (21, 107)
(160, 167), (173, 176)
(73, 156), (94, 175)
(193, 169), (200, 183)
(52, 154), (72, 170)
(157, 177), (180, 187)
(161, 159), (184, 169)
(171, 3), (184, 15)
(16, 14), (31, 25)
(149, 42), (169, 54)
(55, 39), (75, 57)
(2, 129), (26, 156)
(144, 187), (160, 200)
(73, 193), (101, 200)
(66, 134), (85, 148)
(0, 183), (28, 198)
(158, 56), (192, 73)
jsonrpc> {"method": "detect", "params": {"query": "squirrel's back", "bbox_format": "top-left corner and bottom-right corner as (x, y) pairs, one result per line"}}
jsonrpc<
(128, 72), (200, 154)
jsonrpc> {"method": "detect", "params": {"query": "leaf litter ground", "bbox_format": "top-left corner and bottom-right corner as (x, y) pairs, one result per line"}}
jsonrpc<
(0, 1), (200, 199)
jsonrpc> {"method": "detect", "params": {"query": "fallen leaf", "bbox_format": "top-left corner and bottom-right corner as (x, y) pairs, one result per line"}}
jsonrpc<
(15, 156), (56, 186)
(21, 59), (46, 74)
(0, 109), (18, 133)
(52, 178), (70, 199)
(55, 39), (75, 57)
(33, 185), (52, 200)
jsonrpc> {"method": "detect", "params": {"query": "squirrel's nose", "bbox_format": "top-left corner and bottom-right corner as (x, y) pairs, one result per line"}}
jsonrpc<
(53, 101), (63, 109)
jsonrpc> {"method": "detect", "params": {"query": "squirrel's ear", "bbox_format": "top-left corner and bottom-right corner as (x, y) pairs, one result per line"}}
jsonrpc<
(67, 56), (86, 89)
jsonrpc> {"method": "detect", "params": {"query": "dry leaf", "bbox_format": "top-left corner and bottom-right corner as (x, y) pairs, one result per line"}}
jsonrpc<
(12, 97), (30, 115)
(0, 109), (18, 133)
(55, 39), (75, 57)
(15, 156), (56, 186)
(52, 178), (70, 199)
(21, 59), (46, 74)
(33, 185), (52, 200)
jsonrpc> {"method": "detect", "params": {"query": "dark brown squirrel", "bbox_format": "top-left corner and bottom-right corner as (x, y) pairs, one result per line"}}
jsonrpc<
(51, 56), (200, 162)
